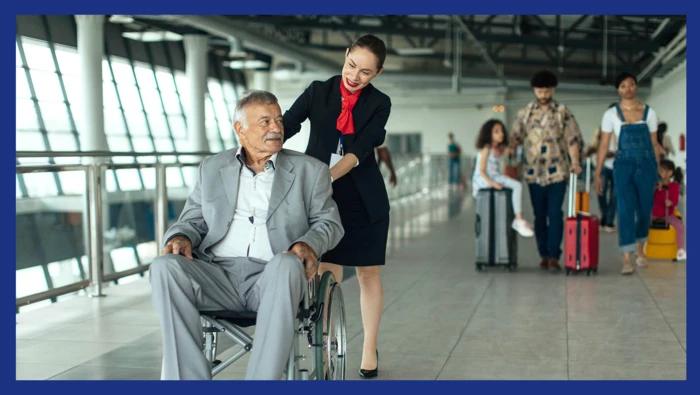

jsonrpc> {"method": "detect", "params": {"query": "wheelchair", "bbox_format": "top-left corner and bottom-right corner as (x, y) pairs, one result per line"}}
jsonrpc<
(199, 271), (347, 380)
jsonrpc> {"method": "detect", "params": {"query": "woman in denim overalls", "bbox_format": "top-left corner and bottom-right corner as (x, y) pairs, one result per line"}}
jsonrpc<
(595, 72), (661, 275)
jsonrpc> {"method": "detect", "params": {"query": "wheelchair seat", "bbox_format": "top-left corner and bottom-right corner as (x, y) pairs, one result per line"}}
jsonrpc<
(198, 271), (347, 380)
(200, 310), (257, 328)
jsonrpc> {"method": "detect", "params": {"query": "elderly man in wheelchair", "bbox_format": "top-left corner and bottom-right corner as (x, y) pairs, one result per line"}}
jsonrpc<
(149, 90), (347, 380)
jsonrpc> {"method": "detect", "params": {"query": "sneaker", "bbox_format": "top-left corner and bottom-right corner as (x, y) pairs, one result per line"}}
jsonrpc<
(605, 226), (617, 233)
(676, 249), (687, 261)
(512, 219), (534, 237)
(621, 263), (634, 275)
(635, 256), (648, 268)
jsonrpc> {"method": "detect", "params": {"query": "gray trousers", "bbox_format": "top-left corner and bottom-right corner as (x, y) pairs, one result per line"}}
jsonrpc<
(149, 252), (306, 380)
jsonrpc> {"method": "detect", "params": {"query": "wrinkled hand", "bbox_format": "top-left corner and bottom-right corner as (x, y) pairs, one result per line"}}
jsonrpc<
(285, 242), (318, 281)
(161, 236), (193, 259)
(594, 175), (603, 196)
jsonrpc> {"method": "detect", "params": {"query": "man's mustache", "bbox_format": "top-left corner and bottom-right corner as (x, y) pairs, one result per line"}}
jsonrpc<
(264, 132), (283, 141)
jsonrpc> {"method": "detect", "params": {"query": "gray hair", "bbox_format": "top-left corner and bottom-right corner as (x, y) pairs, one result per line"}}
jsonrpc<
(233, 90), (279, 129)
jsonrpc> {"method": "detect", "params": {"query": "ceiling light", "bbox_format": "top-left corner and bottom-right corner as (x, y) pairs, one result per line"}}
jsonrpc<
(395, 47), (435, 56)
(109, 15), (135, 24)
(122, 31), (183, 42)
(223, 59), (269, 70)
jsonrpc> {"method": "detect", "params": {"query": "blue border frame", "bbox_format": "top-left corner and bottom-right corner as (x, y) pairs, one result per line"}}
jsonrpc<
(7, 3), (694, 392)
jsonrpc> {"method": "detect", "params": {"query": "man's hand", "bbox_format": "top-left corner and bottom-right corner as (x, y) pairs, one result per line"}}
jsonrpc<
(161, 236), (193, 259)
(571, 162), (583, 175)
(389, 171), (397, 188)
(285, 242), (318, 281)
(503, 147), (515, 158)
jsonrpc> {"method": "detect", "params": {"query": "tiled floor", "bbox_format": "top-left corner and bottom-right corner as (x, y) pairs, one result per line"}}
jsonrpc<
(16, 185), (687, 380)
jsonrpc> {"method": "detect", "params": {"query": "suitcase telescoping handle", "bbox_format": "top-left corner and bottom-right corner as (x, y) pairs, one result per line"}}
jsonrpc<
(567, 157), (592, 218)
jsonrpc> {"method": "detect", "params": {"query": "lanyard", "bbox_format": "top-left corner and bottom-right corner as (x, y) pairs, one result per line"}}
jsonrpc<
(338, 133), (345, 156)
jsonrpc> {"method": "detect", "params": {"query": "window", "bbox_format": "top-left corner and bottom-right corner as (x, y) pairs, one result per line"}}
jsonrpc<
(208, 138), (223, 153)
(140, 88), (163, 114)
(47, 133), (77, 151)
(147, 113), (170, 137)
(39, 101), (72, 132)
(115, 169), (143, 191)
(24, 173), (58, 197)
(155, 68), (176, 92)
(168, 115), (187, 139)
(16, 99), (40, 130)
(134, 63), (158, 89)
(123, 110), (150, 136)
(107, 136), (132, 152)
(162, 92), (183, 114)
(21, 39), (55, 72)
(102, 81), (121, 108)
(131, 136), (154, 153)
(16, 71), (31, 99)
(54, 45), (79, 76)
(117, 84), (144, 112)
(29, 70), (64, 102)
(16, 131), (45, 151)
(222, 81), (238, 103)
(16, 42), (23, 67)
(153, 138), (174, 152)
(109, 58), (136, 85)
(104, 108), (128, 136)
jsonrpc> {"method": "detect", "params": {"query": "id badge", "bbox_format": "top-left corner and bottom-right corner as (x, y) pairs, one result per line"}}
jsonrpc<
(330, 153), (343, 168)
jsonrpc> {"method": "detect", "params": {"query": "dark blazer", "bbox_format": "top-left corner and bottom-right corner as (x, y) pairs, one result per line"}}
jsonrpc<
(283, 75), (392, 224)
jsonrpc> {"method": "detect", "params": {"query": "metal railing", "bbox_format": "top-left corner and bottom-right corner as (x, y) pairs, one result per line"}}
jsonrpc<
(16, 150), (471, 309)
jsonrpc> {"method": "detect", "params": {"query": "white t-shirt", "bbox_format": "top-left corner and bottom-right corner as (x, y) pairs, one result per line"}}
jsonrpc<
(601, 105), (658, 139)
(600, 106), (657, 169)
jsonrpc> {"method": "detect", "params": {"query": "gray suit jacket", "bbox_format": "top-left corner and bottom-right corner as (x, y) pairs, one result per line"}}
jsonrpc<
(163, 148), (344, 264)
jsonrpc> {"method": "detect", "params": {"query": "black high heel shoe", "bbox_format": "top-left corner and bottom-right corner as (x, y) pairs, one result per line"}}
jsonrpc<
(359, 350), (379, 379)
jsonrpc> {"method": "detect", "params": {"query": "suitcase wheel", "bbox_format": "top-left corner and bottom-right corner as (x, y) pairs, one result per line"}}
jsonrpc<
(586, 269), (591, 276)
(565, 268), (571, 276)
(476, 264), (484, 272)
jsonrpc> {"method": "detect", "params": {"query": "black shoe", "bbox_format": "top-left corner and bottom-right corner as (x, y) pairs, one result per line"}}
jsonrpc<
(359, 350), (379, 379)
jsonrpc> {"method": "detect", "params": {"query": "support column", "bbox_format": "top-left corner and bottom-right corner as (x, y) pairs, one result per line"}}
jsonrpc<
(252, 70), (271, 91)
(183, 35), (210, 155)
(75, 15), (108, 154)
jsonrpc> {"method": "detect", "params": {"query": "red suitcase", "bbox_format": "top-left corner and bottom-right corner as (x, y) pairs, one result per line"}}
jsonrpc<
(565, 159), (599, 275)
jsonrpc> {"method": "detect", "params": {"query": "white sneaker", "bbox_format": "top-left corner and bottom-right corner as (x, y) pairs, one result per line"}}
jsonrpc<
(512, 219), (534, 237)
(676, 249), (687, 261)
(635, 256), (648, 268)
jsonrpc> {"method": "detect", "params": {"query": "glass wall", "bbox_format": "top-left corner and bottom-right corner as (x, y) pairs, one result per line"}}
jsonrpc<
(16, 29), (247, 305)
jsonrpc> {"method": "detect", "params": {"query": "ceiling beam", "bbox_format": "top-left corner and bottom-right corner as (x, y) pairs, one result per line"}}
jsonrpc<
(145, 15), (340, 74)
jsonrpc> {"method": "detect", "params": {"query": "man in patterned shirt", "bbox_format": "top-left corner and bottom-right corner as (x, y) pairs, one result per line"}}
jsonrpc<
(506, 70), (583, 272)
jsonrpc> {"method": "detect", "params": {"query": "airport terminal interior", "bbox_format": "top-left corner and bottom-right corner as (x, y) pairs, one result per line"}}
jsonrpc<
(16, 15), (687, 380)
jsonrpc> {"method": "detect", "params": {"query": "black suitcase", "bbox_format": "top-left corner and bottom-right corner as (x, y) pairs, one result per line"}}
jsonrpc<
(475, 188), (517, 271)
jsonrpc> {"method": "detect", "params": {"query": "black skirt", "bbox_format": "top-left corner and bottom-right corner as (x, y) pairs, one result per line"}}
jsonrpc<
(321, 174), (389, 266)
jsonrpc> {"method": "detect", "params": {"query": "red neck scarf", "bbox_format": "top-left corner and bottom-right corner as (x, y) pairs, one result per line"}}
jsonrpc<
(336, 79), (362, 135)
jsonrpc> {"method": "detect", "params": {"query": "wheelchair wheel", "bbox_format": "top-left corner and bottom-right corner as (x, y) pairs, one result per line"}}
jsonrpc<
(313, 271), (347, 380)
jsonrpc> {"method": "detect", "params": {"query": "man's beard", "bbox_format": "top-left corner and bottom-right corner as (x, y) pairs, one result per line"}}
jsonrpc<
(538, 97), (553, 105)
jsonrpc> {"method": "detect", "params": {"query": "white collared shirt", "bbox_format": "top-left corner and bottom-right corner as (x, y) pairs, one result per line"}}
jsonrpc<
(210, 148), (277, 261)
